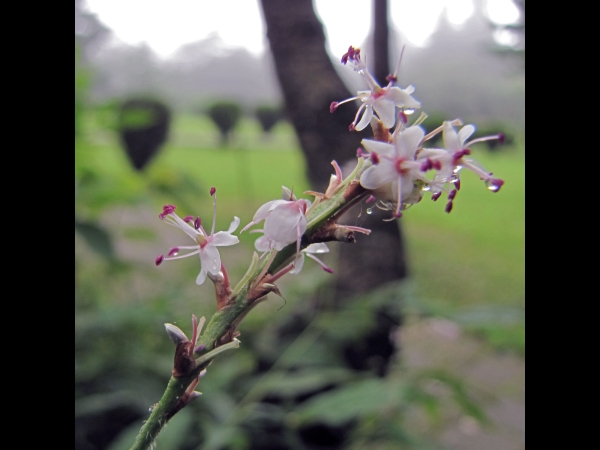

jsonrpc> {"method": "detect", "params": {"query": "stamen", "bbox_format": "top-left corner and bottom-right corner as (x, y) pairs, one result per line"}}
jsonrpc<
(485, 178), (504, 192)
(210, 187), (216, 196)
(168, 247), (179, 256)
(306, 253), (334, 273)
(349, 123), (356, 131)
(366, 195), (376, 203)
(448, 189), (457, 201)
(371, 152), (380, 165)
(183, 215), (194, 223)
(432, 191), (442, 202)
(455, 179), (461, 190)
(445, 201), (453, 213)
(155, 255), (164, 266)
(159, 205), (176, 219)
(330, 102), (338, 113)
(357, 148), (365, 158)
(498, 133), (505, 144)
(194, 217), (202, 230)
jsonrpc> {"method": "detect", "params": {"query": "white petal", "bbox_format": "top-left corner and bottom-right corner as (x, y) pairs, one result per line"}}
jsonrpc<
(397, 126), (424, 159)
(254, 235), (272, 252)
(290, 254), (305, 274)
(304, 243), (329, 254)
(253, 200), (288, 223)
(196, 267), (208, 285)
(361, 139), (396, 158)
(211, 231), (239, 246)
(360, 164), (397, 190)
(373, 98), (396, 128)
(355, 106), (374, 131)
(386, 86), (421, 109)
(227, 216), (240, 234)
(443, 121), (461, 152)
(418, 148), (448, 160)
(458, 125), (476, 146)
(400, 174), (417, 198)
(200, 244), (221, 275)
(264, 204), (304, 246)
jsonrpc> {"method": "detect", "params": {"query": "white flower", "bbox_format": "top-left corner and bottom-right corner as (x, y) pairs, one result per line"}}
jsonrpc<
(331, 46), (420, 131)
(155, 191), (240, 285)
(241, 186), (310, 253)
(418, 121), (505, 211)
(290, 243), (333, 274)
(359, 125), (427, 217)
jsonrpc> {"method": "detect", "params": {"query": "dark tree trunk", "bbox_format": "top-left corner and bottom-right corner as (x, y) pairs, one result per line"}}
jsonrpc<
(260, 0), (408, 303)
(373, 0), (390, 85)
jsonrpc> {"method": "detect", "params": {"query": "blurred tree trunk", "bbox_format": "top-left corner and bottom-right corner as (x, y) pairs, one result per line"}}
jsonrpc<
(260, 0), (406, 376)
(373, 0), (390, 85)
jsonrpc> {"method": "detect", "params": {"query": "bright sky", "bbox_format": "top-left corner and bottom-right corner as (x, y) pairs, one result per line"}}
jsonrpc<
(83, 0), (520, 59)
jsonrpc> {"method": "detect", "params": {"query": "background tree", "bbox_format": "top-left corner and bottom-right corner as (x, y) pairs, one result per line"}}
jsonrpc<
(260, 0), (408, 306)
(206, 100), (243, 145)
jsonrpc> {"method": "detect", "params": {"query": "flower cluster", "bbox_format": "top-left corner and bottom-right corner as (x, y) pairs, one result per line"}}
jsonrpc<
(155, 45), (504, 293)
(332, 46), (504, 216)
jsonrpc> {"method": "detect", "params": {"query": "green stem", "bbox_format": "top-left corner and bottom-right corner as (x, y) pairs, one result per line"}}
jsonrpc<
(130, 159), (369, 449)
(129, 375), (192, 450)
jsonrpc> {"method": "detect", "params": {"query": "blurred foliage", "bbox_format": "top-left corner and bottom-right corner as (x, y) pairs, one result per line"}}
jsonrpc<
(117, 97), (172, 170)
(206, 101), (243, 145)
(76, 66), (523, 449)
(254, 105), (285, 134)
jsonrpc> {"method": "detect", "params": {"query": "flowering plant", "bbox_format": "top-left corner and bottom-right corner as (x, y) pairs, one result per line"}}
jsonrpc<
(130, 45), (504, 450)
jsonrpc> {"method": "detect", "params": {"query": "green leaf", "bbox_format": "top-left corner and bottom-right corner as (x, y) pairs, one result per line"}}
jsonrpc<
(75, 219), (115, 260)
(295, 378), (398, 425)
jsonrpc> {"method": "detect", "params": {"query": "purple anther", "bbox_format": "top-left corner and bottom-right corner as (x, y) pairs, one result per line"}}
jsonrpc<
(183, 215), (194, 223)
(433, 160), (442, 170)
(168, 247), (179, 257)
(159, 204), (176, 219)
(330, 102), (339, 113)
(341, 46), (360, 64)
(323, 266), (334, 274)
(393, 211), (403, 218)
(210, 187), (216, 196)
(432, 191), (442, 202)
(455, 179), (461, 191)
(448, 189), (457, 201)
(445, 201), (453, 213)
(489, 178), (504, 192)
(498, 133), (505, 144)
(366, 195), (376, 203)
(399, 111), (408, 124)
(370, 152), (380, 165)
(194, 217), (202, 230)
(349, 123), (356, 132)
(155, 255), (164, 266)
(386, 74), (398, 83)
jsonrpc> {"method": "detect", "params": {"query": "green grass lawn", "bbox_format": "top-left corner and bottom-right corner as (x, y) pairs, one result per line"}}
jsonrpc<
(77, 111), (524, 351)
